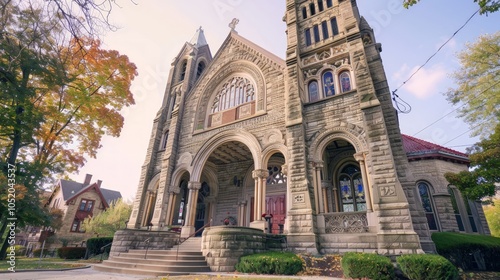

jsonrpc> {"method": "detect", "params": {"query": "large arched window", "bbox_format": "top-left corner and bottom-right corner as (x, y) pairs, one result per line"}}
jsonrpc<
(211, 77), (255, 113)
(338, 164), (365, 212)
(322, 71), (335, 97)
(308, 80), (319, 102)
(267, 165), (287, 185)
(339, 71), (352, 92)
(418, 182), (438, 230)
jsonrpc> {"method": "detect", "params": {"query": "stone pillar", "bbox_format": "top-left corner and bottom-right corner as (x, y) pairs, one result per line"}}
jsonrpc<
(311, 161), (325, 214)
(238, 201), (247, 226)
(354, 152), (372, 212)
(164, 191), (176, 226)
(181, 181), (201, 238)
(250, 169), (268, 230)
(321, 181), (330, 213)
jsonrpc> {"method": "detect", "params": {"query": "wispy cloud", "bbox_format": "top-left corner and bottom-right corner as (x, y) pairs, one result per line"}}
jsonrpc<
(393, 64), (447, 99)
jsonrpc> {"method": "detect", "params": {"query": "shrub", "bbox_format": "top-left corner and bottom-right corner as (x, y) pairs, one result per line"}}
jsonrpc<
(86, 237), (113, 257)
(341, 252), (395, 280)
(397, 254), (458, 280)
(432, 232), (500, 271)
(14, 245), (26, 256)
(235, 252), (303, 275)
(57, 247), (87, 259)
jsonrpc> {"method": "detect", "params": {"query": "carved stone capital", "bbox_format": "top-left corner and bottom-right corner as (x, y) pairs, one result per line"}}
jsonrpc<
(311, 160), (324, 169)
(252, 169), (269, 179)
(188, 181), (202, 190)
(353, 152), (367, 163)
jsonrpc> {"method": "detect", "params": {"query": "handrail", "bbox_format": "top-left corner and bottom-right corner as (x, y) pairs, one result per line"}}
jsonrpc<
(100, 242), (113, 262)
(176, 219), (212, 260)
(143, 238), (151, 259)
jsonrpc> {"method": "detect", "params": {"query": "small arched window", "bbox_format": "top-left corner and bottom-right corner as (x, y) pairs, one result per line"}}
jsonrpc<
(322, 21), (329, 40)
(179, 60), (187, 81)
(418, 182), (438, 230)
(331, 17), (339, 36)
(318, 0), (324, 12)
(339, 71), (352, 92)
(448, 187), (465, 231)
(196, 61), (205, 79)
(305, 28), (312, 46)
(313, 25), (320, 42)
(309, 3), (316, 15)
(302, 7), (307, 19)
(326, 0), (333, 8)
(308, 80), (319, 102)
(322, 71), (335, 97)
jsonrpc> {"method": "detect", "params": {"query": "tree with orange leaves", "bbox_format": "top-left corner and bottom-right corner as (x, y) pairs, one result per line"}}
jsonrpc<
(0, 1), (136, 259)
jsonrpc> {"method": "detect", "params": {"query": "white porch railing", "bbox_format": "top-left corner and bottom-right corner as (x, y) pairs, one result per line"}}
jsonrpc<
(323, 212), (368, 233)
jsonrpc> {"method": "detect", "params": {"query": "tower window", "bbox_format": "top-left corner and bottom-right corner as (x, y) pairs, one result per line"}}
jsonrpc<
(339, 71), (352, 92)
(305, 28), (312, 46)
(327, 0), (333, 8)
(331, 17), (339, 36)
(322, 71), (335, 97)
(161, 130), (169, 149)
(313, 25), (320, 42)
(308, 80), (319, 102)
(309, 3), (316, 15)
(196, 61), (205, 79)
(179, 60), (187, 81)
(302, 7), (307, 19)
(318, 0), (324, 12)
(321, 21), (329, 40)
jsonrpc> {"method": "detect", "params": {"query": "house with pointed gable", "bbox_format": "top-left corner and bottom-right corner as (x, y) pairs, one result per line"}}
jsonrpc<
(46, 174), (122, 243)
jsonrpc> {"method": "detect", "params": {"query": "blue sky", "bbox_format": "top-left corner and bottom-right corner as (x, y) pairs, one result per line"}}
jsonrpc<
(69, 0), (500, 201)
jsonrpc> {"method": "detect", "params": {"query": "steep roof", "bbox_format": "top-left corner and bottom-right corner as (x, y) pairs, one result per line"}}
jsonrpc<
(401, 134), (470, 164)
(58, 179), (122, 207)
(189, 26), (208, 48)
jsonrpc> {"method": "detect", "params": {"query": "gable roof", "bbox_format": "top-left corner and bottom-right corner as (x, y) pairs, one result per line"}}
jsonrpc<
(57, 179), (122, 208)
(401, 134), (470, 164)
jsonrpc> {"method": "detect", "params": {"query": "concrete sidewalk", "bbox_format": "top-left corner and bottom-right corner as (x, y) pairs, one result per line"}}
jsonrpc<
(2, 266), (340, 280)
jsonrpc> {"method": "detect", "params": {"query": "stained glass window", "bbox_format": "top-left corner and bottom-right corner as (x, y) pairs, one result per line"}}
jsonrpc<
(308, 80), (319, 102)
(267, 166), (287, 185)
(340, 71), (351, 92)
(338, 164), (364, 212)
(418, 182), (438, 230)
(448, 187), (464, 231)
(323, 71), (335, 97)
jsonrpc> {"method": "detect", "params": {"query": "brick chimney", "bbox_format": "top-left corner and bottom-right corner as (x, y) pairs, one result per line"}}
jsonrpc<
(84, 174), (92, 185)
(97, 180), (102, 188)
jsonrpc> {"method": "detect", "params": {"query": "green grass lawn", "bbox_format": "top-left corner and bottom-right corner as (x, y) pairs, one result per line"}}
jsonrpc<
(0, 257), (88, 271)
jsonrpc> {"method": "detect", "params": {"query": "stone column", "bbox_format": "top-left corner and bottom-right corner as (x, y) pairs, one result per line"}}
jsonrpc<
(311, 161), (325, 214)
(321, 181), (330, 213)
(164, 191), (176, 226)
(354, 152), (372, 212)
(238, 201), (247, 226)
(181, 181), (201, 238)
(250, 169), (268, 231)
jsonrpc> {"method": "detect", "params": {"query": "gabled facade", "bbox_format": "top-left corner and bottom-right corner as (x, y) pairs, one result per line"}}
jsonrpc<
(45, 174), (122, 244)
(125, 0), (490, 256)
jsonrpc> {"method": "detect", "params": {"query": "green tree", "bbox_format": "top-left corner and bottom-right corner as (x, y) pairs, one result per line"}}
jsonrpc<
(484, 198), (500, 237)
(445, 122), (500, 200)
(446, 32), (500, 138)
(82, 199), (132, 237)
(404, 0), (500, 14)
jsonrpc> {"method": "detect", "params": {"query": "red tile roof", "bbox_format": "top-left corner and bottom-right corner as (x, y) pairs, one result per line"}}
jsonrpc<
(401, 134), (470, 164)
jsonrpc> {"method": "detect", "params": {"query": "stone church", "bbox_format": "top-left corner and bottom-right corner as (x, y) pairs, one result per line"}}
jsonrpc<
(125, 0), (490, 255)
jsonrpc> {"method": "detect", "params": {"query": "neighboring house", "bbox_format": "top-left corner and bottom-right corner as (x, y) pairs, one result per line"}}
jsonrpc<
(121, 0), (491, 256)
(20, 174), (122, 251)
(402, 134), (490, 235)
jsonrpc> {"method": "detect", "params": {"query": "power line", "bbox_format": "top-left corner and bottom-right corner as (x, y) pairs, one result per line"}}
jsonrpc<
(392, 8), (479, 94)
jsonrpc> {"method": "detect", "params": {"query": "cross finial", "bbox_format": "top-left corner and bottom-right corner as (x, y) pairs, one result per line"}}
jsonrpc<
(229, 18), (239, 32)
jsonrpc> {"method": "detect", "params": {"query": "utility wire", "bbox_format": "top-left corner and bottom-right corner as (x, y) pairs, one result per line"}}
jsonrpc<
(392, 8), (480, 113)
(413, 79), (500, 136)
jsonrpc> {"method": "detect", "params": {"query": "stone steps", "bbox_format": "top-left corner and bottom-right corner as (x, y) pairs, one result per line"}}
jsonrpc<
(94, 237), (210, 276)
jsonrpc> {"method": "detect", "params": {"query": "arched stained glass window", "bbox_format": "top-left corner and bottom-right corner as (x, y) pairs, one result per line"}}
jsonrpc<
(339, 164), (365, 212)
(340, 71), (351, 92)
(211, 77), (255, 113)
(308, 80), (319, 102)
(418, 182), (438, 230)
(267, 166), (287, 185)
(448, 187), (465, 231)
(323, 71), (335, 97)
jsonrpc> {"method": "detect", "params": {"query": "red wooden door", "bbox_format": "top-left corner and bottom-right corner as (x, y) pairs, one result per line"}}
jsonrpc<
(266, 195), (286, 234)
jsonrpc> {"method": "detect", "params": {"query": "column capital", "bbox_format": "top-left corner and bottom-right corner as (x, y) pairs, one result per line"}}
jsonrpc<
(353, 152), (367, 162)
(321, 180), (331, 189)
(311, 160), (324, 169)
(168, 185), (180, 193)
(188, 181), (201, 190)
(281, 164), (288, 175)
(252, 169), (269, 179)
